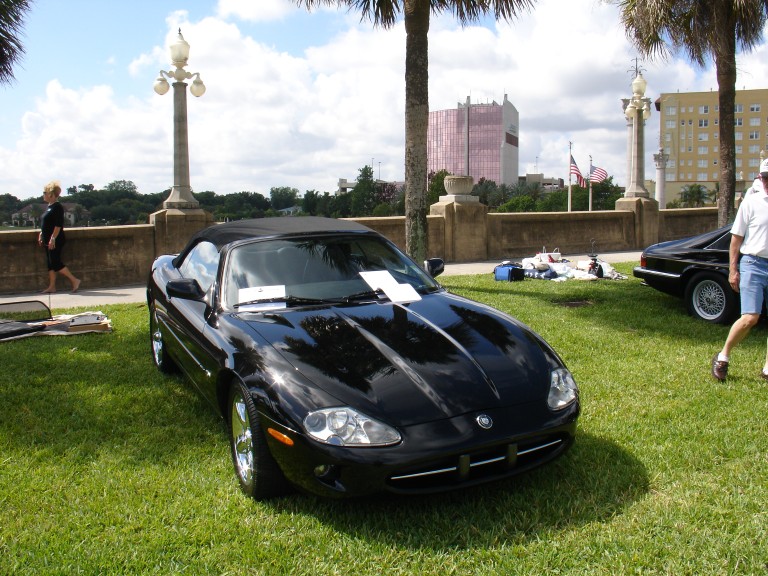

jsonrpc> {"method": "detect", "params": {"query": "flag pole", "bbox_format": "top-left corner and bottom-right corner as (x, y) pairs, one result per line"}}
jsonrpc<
(588, 155), (593, 212)
(568, 140), (573, 212)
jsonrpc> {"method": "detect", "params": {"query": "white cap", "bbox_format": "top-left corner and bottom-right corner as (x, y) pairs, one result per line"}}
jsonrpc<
(760, 158), (768, 176)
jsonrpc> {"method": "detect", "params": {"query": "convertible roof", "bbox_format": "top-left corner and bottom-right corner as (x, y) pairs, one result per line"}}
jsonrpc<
(184, 217), (375, 252)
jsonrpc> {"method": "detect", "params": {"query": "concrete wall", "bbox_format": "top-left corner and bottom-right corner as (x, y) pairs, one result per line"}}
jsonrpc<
(0, 203), (719, 295)
(487, 210), (636, 259)
(0, 225), (156, 294)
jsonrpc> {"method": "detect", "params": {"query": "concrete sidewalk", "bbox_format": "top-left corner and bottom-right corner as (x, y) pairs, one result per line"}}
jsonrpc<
(0, 250), (641, 311)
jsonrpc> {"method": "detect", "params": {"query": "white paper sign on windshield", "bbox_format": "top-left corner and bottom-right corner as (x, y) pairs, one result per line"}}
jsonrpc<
(359, 271), (421, 303)
(238, 285), (287, 309)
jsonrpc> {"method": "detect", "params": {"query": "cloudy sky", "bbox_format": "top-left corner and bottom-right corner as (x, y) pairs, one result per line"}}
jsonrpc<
(2, 0), (768, 201)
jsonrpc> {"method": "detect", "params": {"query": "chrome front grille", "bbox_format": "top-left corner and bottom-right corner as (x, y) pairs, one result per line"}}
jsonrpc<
(387, 435), (567, 493)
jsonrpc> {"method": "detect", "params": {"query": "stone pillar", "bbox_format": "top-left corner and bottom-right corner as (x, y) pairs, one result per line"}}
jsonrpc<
(150, 208), (213, 257)
(653, 148), (669, 209)
(615, 196), (659, 248)
(622, 99), (632, 185)
(429, 193), (488, 262)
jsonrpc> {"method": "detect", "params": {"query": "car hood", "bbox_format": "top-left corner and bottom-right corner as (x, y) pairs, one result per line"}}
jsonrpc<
(237, 293), (558, 426)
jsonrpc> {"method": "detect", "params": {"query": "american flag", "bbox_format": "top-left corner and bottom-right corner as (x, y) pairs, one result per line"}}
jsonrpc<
(570, 155), (586, 187)
(590, 165), (608, 183)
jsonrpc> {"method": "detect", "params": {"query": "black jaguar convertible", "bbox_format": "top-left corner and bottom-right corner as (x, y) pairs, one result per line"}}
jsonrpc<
(147, 217), (579, 499)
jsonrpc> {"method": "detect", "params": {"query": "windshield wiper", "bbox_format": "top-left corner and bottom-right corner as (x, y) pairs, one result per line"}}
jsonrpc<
(234, 295), (333, 308)
(342, 289), (385, 303)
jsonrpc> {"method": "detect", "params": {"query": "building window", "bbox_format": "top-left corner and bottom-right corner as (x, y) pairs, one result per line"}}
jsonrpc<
(749, 131), (760, 140)
(697, 172), (708, 180)
(699, 119), (709, 127)
(698, 133), (709, 141)
(698, 159), (708, 168)
(666, 120), (676, 128)
(748, 144), (759, 153)
(736, 132), (743, 141)
(735, 104), (744, 113)
(699, 105), (709, 114)
(736, 158), (743, 167)
(735, 118), (744, 126)
(698, 146), (708, 154)
(680, 119), (686, 126)
(688, 119), (693, 125)
(749, 158), (760, 167)
(666, 106), (677, 115)
(665, 132), (672, 142)
(750, 117), (761, 126)
(750, 104), (761, 112)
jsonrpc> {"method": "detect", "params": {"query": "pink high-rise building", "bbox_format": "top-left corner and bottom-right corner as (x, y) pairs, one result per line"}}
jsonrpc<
(428, 94), (519, 186)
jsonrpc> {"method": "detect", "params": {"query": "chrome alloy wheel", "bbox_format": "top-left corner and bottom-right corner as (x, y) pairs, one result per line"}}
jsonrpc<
(691, 278), (726, 321)
(230, 387), (254, 487)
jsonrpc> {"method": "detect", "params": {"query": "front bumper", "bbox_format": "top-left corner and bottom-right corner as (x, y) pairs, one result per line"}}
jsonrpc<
(261, 401), (579, 498)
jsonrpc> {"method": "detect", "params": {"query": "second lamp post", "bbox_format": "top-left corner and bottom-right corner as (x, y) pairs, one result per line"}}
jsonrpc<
(154, 29), (206, 208)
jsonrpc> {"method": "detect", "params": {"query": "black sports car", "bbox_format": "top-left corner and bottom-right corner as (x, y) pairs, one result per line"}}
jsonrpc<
(633, 225), (736, 324)
(147, 217), (579, 499)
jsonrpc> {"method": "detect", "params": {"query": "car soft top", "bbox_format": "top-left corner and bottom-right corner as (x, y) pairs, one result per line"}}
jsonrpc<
(173, 217), (376, 265)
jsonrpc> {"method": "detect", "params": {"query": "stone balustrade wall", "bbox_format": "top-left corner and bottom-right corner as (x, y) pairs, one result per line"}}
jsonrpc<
(0, 200), (718, 295)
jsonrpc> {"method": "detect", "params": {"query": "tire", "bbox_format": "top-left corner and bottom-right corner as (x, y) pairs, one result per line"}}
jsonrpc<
(149, 301), (178, 373)
(227, 381), (288, 500)
(685, 272), (737, 324)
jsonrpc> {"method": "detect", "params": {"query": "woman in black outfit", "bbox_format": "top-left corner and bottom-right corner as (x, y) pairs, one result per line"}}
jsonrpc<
(38, 180), (80, 293)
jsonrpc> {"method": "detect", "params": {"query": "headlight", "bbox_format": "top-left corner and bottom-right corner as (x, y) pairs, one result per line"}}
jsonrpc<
(548, 368), (579, 410)
(303, 407), (401, 446)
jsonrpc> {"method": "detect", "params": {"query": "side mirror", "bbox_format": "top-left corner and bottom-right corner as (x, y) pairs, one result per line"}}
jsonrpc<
(167, 278), (206, 301)
(424, 258), (444, 278)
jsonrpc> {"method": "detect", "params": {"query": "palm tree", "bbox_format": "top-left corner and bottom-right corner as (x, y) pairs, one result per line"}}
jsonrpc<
(295, 0), (535, 262)
(680, 182), (714, 207)
(614, 0), (768, 227)
(0, 0), (32, 85)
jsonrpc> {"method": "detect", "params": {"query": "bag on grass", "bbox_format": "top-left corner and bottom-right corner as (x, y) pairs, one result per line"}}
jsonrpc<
(493, 262), (525, 282)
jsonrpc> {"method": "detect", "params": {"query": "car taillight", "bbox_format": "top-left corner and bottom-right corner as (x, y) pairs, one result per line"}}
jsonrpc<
(640, 255), (647, 268)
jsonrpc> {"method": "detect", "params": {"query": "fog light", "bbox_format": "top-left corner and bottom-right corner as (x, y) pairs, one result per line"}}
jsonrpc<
(314, 464), (335, 478)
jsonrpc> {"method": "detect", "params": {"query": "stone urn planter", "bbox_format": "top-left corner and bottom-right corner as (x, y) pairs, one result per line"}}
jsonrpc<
(443, 175), (474, 196)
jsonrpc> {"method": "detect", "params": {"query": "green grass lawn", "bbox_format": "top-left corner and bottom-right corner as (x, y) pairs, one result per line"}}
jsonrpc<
(1, 263), (766, 575)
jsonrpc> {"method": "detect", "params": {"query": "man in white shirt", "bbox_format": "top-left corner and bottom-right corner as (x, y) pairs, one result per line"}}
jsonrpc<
(712, 158), (768, 381)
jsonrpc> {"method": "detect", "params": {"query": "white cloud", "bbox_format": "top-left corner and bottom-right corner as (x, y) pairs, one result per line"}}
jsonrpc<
(216, 0), (298, 22)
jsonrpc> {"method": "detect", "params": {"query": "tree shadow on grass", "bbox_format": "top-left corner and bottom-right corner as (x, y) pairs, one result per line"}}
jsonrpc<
(440, 273), (743, 346)
(266, 431), (648, 551)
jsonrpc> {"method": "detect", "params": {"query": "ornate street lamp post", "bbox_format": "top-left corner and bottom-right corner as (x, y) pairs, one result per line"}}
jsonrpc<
(154, 29), (206, 209)
(622, 69), (651, 198)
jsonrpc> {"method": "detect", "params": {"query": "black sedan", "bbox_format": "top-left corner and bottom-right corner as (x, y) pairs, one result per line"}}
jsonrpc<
(633, 225), (737, 324)
(147, 217), (579, 499)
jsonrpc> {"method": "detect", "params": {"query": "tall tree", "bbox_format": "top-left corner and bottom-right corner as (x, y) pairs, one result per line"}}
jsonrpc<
(614, 0), (768, 226)
(0, 0), (31, 85)
(295, 0), (535, 262)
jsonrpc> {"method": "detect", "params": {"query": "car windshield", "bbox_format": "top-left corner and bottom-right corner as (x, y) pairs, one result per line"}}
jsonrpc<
(223, 234), (440, 310)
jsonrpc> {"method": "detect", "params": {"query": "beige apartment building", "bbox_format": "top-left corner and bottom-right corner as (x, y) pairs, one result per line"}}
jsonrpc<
(657, 88), (768, 199)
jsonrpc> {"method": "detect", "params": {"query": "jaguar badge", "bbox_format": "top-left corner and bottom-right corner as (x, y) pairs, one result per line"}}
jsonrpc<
(476, 414), (493, 429)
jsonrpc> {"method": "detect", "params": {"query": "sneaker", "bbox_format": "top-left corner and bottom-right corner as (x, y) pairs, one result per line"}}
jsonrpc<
(760, 371), (768, 381)
(711, 354), (728, 382)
